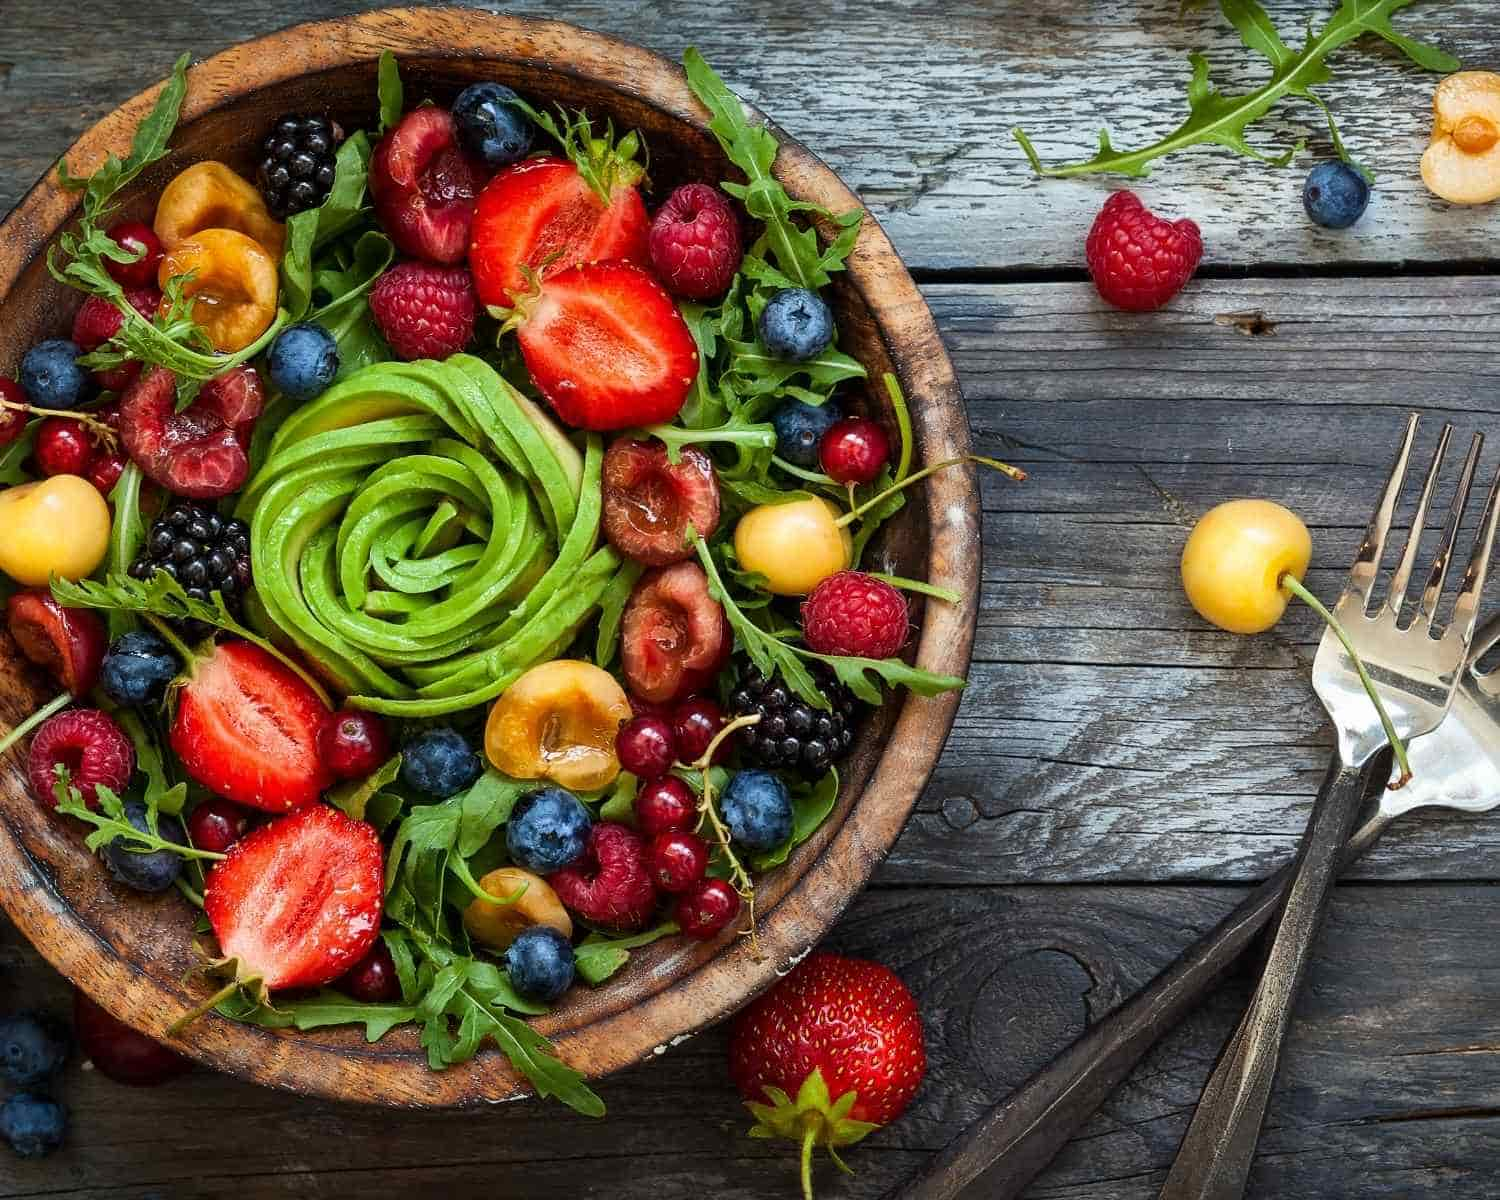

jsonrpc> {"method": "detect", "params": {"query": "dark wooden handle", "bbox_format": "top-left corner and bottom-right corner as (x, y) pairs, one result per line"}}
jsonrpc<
(891, 759), (1388, 1200)
(1156, 760), (1370, 1200)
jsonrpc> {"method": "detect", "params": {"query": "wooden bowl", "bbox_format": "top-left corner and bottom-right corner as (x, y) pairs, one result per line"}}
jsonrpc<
(0, 8), (978, 1107)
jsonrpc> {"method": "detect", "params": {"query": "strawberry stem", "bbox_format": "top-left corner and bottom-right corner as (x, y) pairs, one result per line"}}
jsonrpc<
(833, 455), (1025, 529)
(0, 397), (119, 450)
(167, 974), (260, 1036)
(799, 1120), (818, 1200)
(1279, 573), (1412, 789)
(0, 692), (72, 758)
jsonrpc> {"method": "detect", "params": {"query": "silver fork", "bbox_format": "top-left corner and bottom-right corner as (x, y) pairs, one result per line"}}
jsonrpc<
(1161, 414), (1500, 1200)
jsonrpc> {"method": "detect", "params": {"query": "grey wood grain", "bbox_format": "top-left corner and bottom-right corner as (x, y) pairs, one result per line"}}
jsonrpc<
(8, 881), (1500, 1200)
(2, 0), (1496, 275)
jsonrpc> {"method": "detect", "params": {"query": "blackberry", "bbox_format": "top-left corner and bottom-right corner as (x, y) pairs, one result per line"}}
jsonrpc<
(258, 114), (342, 219)
(730, 666), (859, 776)
(128, 501), (252, 611)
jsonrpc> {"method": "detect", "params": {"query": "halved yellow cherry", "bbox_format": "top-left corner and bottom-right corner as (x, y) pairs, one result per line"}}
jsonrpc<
(463, 867), (572, 952)
(154, 161), (287, 258)
(158, 228), (279, 352)
(1181, 499), (1312, 634)
(1421, 71), (1500, 205)
(485, 660), (632, 791)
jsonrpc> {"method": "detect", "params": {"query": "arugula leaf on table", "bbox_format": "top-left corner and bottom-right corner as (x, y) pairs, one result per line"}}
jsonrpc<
(574, 923), (678, 986)
(1015, 0), (1458, 179)
(328, 754), (402, 822)
(753, 769), (839, 870)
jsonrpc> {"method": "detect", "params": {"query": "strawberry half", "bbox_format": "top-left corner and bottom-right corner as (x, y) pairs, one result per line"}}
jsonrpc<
(470, 112), (649, 309)
(510, 260), (697, 431)
(203, 804), (383, 992)
(170, 640), (333, 813)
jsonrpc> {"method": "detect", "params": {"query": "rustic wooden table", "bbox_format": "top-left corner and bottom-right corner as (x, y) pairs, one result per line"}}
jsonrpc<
(4, 2), (1499, 1197)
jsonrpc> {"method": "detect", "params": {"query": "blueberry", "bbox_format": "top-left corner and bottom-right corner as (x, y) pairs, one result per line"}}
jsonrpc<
(720, 769), (793, 852)
(771, 397), (843, 468)
(758, 289), (834, 363)
(267, 322), (340, 401)
(1303, 161), (1370, 229)
(20, 338), (91, 410)
(506, 787), (592, 873)
(0, 1015), (68, 1088)
(400, 728), (482, 799)
(452, 83), (534, 168)
(504, 925), (576, 1003)
(101, 801), (185, 893)
(99, 631), (179, 706)
(0, 1093), (67, 1159)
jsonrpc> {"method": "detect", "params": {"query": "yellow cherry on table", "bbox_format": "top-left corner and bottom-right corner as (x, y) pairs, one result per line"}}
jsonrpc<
(0, 476), (112, 587)
(1181, 499), (1312, 634)
(734, 497), (853, 597)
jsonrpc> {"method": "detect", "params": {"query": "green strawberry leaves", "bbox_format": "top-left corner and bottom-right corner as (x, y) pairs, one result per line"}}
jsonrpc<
(1016, 0), (1457, 178)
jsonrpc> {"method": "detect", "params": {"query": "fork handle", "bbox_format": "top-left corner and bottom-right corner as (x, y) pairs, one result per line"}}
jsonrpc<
(1158, 760), (1369, 1200)
(889, 759), (1389, 1200)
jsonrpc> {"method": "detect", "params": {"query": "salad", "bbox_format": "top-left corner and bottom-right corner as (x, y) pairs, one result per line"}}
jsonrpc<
(0, 49), (1018, 1116)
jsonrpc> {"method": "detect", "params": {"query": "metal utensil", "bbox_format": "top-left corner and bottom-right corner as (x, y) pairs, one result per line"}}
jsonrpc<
(892, 421), (1500, 1200)
(1160, 416), (1500, 1200)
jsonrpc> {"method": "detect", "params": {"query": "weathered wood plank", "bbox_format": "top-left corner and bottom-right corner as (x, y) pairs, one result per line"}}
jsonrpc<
(9, 883), (1500, 1200)
(1, 0), (1494, 275)
(879, 275), (1500, 885)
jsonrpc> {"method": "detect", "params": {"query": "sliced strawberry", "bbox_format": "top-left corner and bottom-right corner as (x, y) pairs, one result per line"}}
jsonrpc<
(513, 261), (697, 431)
(170, 640), (333, 813)
(5, 589), (107, 696)
(620, 561), (728, 704)
(370, 108), (479, 265)
(119, 365), (264, 498)
(471, 156), (649, 308)
(203, 804), (383, 991)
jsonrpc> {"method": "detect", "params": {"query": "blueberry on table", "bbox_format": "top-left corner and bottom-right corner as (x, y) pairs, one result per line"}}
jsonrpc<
(20, 338), (91, 411)
(506, 787), (593, 873)
(758, 288), (834, 362)
(771, 397), (842, 468)
(1303, 161), (1370, 229)
(0, 1014), (69, 1088)
(399, 728), (482, 799)
(267, 321), (340, 401)
(0, 1093), (67, 1159)
(100, 801), (186, 893)
(720, 769), (794, 853)
(100, 630), (180, 706)
(452, 82), (534, 168)
(504, 925), (576, 1003)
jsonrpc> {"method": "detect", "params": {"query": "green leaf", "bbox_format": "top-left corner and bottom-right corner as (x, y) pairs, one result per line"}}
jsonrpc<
(54, 778), (219, 861)
(593, 559), (643, 668)
(114, 709), (188, 817)
(752, 769), (838, 870)
(595, 772), (639, 825)
(280, 132), (376, 319)
(377, 50), (404, 134)
(328, 754), (402, 821)
(574, 923), (678, 986)
(282, 994), (419, 1041)
(0, 421), (39, 486)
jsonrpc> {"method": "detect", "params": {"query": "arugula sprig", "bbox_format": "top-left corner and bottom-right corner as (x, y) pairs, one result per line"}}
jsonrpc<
(51, 770), (222, 862)
(1015, 0), (1457, 178)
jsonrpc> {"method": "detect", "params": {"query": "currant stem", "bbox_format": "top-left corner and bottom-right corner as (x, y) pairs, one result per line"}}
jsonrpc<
(833, 455), (1026, 529)
(799, 1120), (818, 1200)
(0, 398), (119, 450)
(690, 714), (762, 952)
(166, 974), (259, 1036)
(0, 692), (72, 758)
(1279, 573), (1413, 789)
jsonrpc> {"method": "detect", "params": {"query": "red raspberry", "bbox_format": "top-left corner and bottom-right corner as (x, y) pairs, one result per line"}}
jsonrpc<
(547, 822), (658, 932)
(368, 262), (477, 360)
(73, 288), (160, 394)
(648, 183), (741, 301)
(801, 570), (909, 659)
(27, 708), (135, 810)
(1084, 191), (1202, 312)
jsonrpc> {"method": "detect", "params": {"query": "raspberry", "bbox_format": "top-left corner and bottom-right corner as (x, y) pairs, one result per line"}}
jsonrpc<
(547, 822), (658, 932)
(647, 183), (741, 301)
(26, 708), (135, 810)
(368, 262), (478, 360)
(70, 289), (159, 354)
(801, 570), (909, 659)
(1084, 190), (1202, 312)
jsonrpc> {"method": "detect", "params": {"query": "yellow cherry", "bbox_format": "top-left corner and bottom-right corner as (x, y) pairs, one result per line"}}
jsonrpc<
(485, 659), (632, 791)
(1181, 499), (1312, 634)
(462, 867), (573, 952)
(0, 476), (111, 587)
(733, 497), (853, 597)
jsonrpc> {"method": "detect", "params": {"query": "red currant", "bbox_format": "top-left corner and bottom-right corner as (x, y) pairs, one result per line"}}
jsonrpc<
(615, 715), (677, 779)
(74, 990), (190, 1086)
(34, 417), (96, 477)
(671, 695), (728, 764)
(337, 940), (401, 1003)
(649, 830), (710, 893)
(187, 797), (250, 855)
(676, 877), (741, 939)
(318, 709), (393, 779)
(0, 379), (27, 447)
(87, 452), (127, 495)
(634, 775), (697, 835)
(103, 221), (164, 289)
(819, 417), (891, 485)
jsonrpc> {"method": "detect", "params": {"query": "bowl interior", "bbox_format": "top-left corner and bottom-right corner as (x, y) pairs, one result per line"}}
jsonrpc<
(0, 12), (971, 1107)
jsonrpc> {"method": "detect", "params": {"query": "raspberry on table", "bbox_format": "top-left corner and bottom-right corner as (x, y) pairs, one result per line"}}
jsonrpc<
(369, 262), (478, 361)
(1084, 190), (1202, 312)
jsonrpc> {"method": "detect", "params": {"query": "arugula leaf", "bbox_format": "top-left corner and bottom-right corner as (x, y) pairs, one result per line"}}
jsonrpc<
(753, 769), (839, 870)
(280, 132), (376, 319)
(595, 772), (638, 825)
(574, 923), (678, 986)
(0, 421), (39, 487)
(114, 708), (188, 816)
(53, 777), (219, 861)
(227, 990), (419, 1040)
(377, 50), (403, 134)
(593, 560), (643, 668)
(101, 463), (148, 637)
(1015, 0), (1457, 178)
(328, 754), (402, 822)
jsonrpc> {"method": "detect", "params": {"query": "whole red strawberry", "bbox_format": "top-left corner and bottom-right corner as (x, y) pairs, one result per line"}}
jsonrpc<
(729, 952), (926, 1198)
(801, 571), (909, 660)
(1085, 190), (1202, 312)
(369, 262), (477, 360)
(648, 183), (742, 301)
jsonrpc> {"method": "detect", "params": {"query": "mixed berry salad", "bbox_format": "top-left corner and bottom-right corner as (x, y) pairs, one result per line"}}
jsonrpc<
(0, 50), (1017, 1115)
